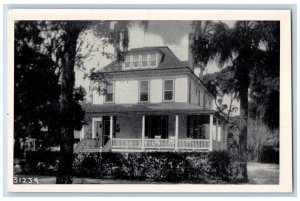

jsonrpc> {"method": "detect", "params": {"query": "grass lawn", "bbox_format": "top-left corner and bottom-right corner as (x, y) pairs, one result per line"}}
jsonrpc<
(247, 162), (279, 184)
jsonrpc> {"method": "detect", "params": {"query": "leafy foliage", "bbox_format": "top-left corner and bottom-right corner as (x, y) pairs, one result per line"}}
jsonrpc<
(14, 21), (61, 156)
(192, 21), (280, 181)
(71, 151), (242, 183)
(14, 21), (87, 156)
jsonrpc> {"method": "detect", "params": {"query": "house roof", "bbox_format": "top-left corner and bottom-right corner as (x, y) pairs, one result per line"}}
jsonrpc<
(100, 46), (190, 72)
(83, 102), (217, 116)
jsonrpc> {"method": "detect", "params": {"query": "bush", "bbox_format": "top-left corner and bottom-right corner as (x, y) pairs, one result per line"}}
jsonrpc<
(258, 145), (279, 164)
(19, 151), (59, 175)
(72, 151), (241, 183)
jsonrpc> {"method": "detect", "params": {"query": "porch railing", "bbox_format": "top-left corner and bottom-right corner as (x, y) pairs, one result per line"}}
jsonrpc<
(112, 138), (142, 149)
(178, 139), (210, 149)
(144, 139), (175, 148)
(110, 138), (211, 150)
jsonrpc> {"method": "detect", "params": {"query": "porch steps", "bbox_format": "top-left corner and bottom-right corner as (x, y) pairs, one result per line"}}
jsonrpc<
(102, 139), (112, 152)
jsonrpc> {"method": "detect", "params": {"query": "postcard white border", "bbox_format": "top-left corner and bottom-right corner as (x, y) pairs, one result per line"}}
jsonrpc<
(7, 9), (292, 192)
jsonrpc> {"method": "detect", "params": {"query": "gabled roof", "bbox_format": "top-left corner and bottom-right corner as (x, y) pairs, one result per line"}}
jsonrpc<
(100, 46), (189, 72)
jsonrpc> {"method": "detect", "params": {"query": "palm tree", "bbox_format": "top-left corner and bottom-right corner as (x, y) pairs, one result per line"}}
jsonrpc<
(192, 21), (279, 182)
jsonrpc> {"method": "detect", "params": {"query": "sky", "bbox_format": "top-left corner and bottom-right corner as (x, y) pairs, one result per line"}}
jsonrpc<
(75, 20), (239, 115)
(75, 21), (219, 88)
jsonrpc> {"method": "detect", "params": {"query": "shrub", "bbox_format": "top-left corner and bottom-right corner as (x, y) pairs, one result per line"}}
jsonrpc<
(72, 151), (241, 183)
(207, 151), (231, 181)
(258, 145), (279, 164)
(19, 151), (59, 175)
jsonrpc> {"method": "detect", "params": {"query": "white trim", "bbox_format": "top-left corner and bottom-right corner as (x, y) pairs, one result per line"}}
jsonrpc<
(92, 117), (102, 139)
(209, 114), (213, 151)
(104, 81), (115, 103)
(163, 79), (175, 102)
(110, 116), (113, 143)
(139, 80), (150, 102)
(175, 115), (179, 151)
(142, 115), (145, 150)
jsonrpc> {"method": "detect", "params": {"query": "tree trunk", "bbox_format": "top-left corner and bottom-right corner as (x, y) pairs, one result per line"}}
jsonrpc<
(14, 135), (22, 159)
(56, 23), (81, 184)
(238, 71), (249, 183)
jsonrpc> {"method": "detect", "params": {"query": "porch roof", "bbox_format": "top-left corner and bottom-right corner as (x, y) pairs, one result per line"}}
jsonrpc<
(83, 102), (218, 116)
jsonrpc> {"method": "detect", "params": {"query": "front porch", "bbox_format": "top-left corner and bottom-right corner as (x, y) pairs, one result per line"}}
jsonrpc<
(76, 109), (227, 153)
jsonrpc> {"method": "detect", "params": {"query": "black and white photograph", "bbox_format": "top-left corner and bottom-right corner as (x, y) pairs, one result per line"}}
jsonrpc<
(7, 9), (292, 192)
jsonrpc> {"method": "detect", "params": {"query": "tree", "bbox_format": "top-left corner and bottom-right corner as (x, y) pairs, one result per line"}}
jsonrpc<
(202, 69), (238, 120)
(192, 21), (279, 182)
(14, 21), (61, 157)
(38, 21), (131, 183)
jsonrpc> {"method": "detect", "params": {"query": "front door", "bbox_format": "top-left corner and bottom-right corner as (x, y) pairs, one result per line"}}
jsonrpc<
(102, 118), (110, 146)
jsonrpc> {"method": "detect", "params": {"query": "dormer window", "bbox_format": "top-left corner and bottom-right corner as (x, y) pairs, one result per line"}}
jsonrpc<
(132, 55), (139, 68)
(123, 52), (158, 70)
(124, 55), (131, 69)
(150, 53), (157, 67)
(141, 54), (148, 67)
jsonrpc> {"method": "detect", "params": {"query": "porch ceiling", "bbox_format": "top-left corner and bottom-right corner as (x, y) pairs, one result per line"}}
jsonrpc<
(83, 102), (217, 116)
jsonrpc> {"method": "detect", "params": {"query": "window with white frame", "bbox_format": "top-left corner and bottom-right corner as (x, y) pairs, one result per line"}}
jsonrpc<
(139, 80), (149, 102)
(141, 54), (148, 67)
(124, 55), (131, 68)
(163, 80), (174, 101)
(132, 55), (139, 68)
(105, 82), (114, 103)
(150, 53), (157, 67)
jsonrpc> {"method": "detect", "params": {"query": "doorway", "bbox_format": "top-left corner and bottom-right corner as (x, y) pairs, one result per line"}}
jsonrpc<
(145, 116), (168, 139)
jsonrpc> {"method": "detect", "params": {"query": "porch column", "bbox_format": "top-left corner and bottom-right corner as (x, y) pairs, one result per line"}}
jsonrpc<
(110, 116), (113, 146)
(209, 114), (213, 151)
(142, 115), (145, 150)
(175, 115), (179, 151)
(224, 124), (228, 150)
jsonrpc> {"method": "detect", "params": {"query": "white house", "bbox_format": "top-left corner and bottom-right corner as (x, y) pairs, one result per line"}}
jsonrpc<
(75, 46), (227, 153)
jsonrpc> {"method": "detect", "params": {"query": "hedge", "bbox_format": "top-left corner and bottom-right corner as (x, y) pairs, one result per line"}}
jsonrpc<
(72, 151), (241, 183)
(19, 151), (242, 183)
(19, 150), (59, 175)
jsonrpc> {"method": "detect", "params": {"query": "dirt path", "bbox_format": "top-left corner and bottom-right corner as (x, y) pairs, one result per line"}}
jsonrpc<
(247, 162), (279, 184)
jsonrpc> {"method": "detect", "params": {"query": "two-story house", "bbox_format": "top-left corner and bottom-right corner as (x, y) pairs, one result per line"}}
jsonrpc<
(75, 46), (228, 153)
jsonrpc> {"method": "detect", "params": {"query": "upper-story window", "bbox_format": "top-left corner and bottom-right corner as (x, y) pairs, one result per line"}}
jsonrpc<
(132, 55), (139, 68)
(123, 53), (158, 70)
(139, 80), (149, 102)
(124, 55), (131, 69)
(163, 79), (174, 102)
(104, 82), (114, 103)
(141, 54), (148, 67)
(150, 53), (157, 67)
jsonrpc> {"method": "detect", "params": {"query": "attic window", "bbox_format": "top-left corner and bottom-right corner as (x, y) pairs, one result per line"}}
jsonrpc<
(150, 53), (157, 67)
(123, 52), (158, 70)
(124, 55), (131, 68)
(141, 54), (148, 67)
(132, 55), (139, 68)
